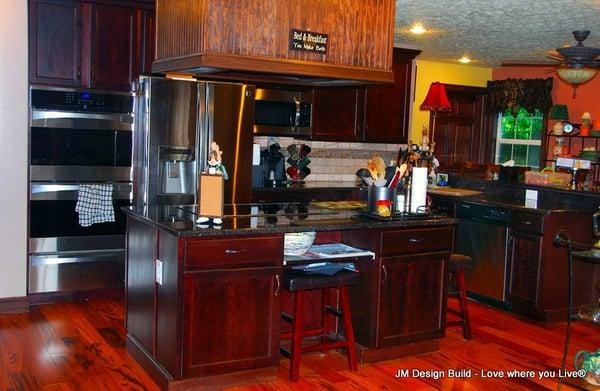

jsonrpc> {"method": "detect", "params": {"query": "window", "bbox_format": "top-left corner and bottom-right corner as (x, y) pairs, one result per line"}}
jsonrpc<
(495, 107), (543, 168)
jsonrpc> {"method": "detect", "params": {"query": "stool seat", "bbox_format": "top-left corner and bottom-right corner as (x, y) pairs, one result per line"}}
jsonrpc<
(449, 253), (473, 270)
(283, 268), (359, 291)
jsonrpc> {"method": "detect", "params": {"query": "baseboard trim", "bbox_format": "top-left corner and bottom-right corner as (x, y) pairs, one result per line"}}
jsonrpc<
(0, 296), (30, 314)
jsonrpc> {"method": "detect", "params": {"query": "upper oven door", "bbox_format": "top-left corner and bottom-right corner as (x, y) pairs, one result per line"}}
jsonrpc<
(254, 89), (312, 138)
(30, 110), (133, 182)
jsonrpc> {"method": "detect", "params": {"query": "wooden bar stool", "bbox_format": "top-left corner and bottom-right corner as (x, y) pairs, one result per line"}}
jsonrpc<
(280, 267), (359, 382)
(446, 253), (472, 340)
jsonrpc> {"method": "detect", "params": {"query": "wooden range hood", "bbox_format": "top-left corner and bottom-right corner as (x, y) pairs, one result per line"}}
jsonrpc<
(153, 0), (396, 85)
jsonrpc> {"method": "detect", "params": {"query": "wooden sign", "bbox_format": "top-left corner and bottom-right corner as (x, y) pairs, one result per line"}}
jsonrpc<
(198, 174), (224, 218)
(289, 29), (328, 54)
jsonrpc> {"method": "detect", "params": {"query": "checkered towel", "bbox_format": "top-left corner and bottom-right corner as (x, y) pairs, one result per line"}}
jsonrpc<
(75, 184), (115, 227)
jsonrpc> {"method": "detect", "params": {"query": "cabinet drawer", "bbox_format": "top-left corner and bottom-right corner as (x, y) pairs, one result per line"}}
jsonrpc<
(185, 236), (283, 269)
(511, 211), (544, 234)
(381, 227), (452, 256)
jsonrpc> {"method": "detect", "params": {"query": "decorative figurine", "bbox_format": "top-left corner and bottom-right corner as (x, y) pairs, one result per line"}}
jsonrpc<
(206, 141), (229, 179)
(197, 142), (227, 226)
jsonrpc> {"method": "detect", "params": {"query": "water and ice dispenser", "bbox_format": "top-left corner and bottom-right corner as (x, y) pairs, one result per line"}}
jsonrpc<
(157, 146), (196, 195)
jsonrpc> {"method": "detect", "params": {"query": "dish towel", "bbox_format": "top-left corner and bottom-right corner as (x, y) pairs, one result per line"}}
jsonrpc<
(76, 184), (115, 227)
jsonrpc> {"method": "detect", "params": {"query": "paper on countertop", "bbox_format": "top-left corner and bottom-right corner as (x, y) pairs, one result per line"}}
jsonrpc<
(502, 160), (515, 167)
(525, 189), (538, 209)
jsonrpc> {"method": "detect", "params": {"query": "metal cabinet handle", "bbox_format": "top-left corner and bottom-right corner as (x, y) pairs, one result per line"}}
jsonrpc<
(274, 274), (280, 296)
(76, 67), (81, 80)
(409, 238), (425, 243)
(225, 249), (245, 255)
(522, 220), (532, 225)
(382, 264), (388, 284)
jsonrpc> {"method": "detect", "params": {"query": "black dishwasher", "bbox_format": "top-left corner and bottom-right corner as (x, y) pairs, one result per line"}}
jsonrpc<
(455, 201), (512, 309)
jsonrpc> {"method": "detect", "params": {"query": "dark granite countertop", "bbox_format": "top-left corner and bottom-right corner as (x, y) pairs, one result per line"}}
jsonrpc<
(428, 190), (586, 215)
(253, 181), (362, 192)
(123, 203), (455, 237)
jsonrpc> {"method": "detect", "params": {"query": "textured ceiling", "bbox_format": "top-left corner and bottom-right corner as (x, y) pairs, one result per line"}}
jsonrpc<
(394, 0), (600, 67)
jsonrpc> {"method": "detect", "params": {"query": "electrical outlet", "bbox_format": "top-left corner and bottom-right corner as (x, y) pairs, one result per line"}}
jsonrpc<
(155, 259), (163, 285)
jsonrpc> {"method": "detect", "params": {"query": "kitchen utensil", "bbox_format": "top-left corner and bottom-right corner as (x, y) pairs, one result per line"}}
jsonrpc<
(367, 160), (378, 180)
(384, 165), (397, 185)
(388, 167), (401, 188)
(372, 156), (386, 179)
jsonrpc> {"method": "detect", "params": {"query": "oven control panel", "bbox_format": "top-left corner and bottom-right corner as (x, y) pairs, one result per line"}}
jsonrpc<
(31, 88), (133, 113)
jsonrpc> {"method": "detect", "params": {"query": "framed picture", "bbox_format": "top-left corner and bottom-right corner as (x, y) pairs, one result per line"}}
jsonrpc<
(436, 173), (449, 185)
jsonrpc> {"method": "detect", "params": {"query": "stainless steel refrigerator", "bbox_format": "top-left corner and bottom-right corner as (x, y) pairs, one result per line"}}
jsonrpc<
(133, 76), (255, 207)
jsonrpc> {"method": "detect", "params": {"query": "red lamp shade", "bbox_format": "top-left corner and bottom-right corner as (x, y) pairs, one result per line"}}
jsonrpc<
(420, 82), (452, 112)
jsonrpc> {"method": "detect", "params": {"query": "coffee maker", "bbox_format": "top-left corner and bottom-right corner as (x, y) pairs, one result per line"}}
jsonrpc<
(260, 143), (287, 187)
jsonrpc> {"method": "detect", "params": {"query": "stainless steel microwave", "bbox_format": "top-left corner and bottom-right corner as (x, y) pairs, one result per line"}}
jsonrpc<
(253, 88), (313, 137)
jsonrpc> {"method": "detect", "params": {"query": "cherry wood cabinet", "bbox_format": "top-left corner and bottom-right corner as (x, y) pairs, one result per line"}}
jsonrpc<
(125, 221), (283, 386)
(342, 226), (451, 360)
(182, 267), (280, 377)
(379, 253), (447, 347)
(89, 4), (139, 90)
(29, 0), (154, 91)
(29, 0), (83, 86)
(508, 230), (542, 309)
(508, 210), (596, 323)
(312, 88), (363, 141)
(311, 48), (420, 143)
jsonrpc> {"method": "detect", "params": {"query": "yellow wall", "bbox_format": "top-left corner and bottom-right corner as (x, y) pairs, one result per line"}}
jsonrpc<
(411, 60), (493, 141)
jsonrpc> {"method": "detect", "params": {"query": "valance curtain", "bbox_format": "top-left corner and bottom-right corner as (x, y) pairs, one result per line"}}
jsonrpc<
(486, 78), (553, 114)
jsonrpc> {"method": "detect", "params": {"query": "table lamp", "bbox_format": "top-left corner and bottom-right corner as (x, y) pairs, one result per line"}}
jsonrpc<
(549, 104), (569, 135)
(420, 82), (452, 151)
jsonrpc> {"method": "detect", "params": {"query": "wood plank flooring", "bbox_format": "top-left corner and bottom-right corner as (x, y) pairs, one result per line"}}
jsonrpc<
(0, 298), (598, 390)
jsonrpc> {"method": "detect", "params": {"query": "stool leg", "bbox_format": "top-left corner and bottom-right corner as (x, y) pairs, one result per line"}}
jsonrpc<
(321, 288), (331, 354)
(290, 290), (305, 382)
(455, 269), (472, 340)
(339, 287), (358, 371)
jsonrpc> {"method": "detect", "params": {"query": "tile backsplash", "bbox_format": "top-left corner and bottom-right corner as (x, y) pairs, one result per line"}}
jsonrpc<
(254, 136), (407, 183)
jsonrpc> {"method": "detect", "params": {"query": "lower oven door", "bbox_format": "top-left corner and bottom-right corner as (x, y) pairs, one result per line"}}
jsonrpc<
(29, 251), (125, 294)
(29, 182), (131, 294)
(29, 182), (131, 247)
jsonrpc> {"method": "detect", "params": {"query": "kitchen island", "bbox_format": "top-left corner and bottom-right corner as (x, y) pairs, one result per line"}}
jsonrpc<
(123, 203), (456, 390)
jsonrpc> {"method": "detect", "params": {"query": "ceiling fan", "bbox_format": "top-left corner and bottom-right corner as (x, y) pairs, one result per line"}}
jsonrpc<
(546, 30), (600, 97)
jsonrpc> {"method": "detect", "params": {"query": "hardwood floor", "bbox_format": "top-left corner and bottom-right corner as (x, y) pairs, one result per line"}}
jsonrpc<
(0, 298), (598, 390)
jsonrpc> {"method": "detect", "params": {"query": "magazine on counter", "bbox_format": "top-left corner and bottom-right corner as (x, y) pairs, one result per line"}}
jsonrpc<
(283, 243), (375, 265)
(309, 243), (375, 259)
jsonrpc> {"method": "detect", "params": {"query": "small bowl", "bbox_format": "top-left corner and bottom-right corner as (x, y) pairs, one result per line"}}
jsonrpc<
(284, 231), (317, 256)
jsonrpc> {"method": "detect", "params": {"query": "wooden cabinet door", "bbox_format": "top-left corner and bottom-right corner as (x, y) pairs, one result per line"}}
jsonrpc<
(125, 218), (158, 354)
(508, 231), (542, 309)
(311, 87), (363, 141)
(182, 267), (280, 377)
(378, 253), (447, 347)
(364, 59), (411, 143)
(142, 10), (155, 74)
(29, 0), (82, 86)
(90, 4), (140, 90)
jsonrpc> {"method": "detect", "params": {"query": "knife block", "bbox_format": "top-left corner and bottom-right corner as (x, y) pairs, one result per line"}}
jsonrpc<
(198, 174), (224, 218)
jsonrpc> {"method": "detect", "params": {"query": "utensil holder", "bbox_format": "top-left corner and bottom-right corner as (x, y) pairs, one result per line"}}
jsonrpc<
(367, 186), (396, 213)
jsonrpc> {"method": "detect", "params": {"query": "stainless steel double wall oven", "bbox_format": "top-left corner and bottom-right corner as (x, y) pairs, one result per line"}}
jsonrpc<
(29, 87), (133, 294)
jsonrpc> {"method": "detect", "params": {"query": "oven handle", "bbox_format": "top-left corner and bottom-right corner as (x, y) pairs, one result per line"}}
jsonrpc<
(30, 251), (125, 267)
(31, 110), (133, 130)
(30, 183), (132, 201)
